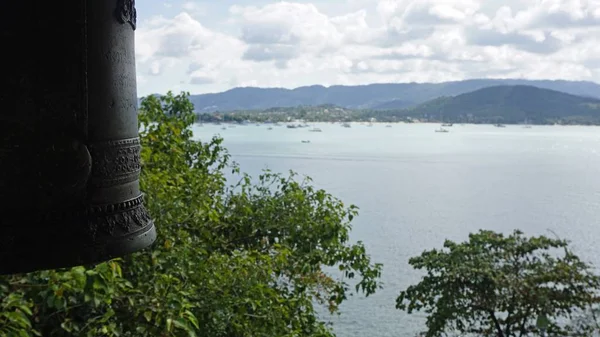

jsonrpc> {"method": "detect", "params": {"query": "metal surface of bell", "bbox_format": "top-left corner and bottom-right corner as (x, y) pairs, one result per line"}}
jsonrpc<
(0, 1), (156, 275)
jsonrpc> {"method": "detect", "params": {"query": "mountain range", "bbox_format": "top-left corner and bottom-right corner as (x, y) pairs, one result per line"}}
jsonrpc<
(185, 79), (600, 112)
(391, 85), (600, 124)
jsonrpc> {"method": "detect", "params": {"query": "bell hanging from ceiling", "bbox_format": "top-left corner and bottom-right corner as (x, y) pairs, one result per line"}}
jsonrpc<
(0, 0), (156, 275)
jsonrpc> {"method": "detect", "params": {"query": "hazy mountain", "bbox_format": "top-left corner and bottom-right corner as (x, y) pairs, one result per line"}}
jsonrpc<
(404, 85), (600, 124)
(370, 99), (414, 110)
(186, 79), (600, 112)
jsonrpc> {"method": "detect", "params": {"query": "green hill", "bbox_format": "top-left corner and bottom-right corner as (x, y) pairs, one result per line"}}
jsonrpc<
(405, 85), (600, 124)
(183, 79), (600, 112)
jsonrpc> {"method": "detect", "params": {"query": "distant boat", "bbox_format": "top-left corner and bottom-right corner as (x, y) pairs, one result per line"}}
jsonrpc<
(494, 123), (506, 128)
(435, 127), (449, 133)
(287, 124), (298, 129)
(301, 140), (311, 143)
(267, 127), (273, 130)
(221, 127), (226, 130)
(386, 125), (392, 128)
(342, 122), (351, 128)
(439, 112), (452, 127)
(309, 127), (322, 132)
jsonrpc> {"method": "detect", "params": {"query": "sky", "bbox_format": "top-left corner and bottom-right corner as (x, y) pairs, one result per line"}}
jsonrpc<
(135, 0), (600, 96)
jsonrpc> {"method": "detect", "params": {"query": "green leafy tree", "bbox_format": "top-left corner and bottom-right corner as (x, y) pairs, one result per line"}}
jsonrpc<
(0, 91), (381, 337)
(0, 291), (36, 337)
(396, 230), (600, 337)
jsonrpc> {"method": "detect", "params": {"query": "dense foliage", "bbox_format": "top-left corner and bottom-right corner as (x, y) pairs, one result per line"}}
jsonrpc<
(396, 230), (600, 337)
(0, 92), (381, 337)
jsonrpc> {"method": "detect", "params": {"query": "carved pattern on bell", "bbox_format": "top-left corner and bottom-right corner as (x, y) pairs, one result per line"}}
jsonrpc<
(115, 0), (137, 30)
(86, 194), (152, 238)
(88, 138), (141, 187)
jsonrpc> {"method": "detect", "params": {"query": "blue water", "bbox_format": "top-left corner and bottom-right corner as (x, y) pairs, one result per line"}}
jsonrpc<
(193, 122), (600, 337)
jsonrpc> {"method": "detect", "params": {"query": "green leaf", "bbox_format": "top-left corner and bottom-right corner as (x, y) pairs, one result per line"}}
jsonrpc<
(536, 314), (550, 330)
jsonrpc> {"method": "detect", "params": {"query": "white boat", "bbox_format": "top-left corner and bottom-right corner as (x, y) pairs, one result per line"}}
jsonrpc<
(342, 123), (351, 128)
(435, 127), (449, 133)
(301, 140), (311, 143)
(309, 127), (322, 132)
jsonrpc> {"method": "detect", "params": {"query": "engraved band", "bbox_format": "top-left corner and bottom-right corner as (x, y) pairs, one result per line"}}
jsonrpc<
(87, 194), (152, 238)
(88, 137), (141, 187)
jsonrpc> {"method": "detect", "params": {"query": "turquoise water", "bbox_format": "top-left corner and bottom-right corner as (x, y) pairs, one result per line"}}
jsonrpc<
(193, 122), (600, 337)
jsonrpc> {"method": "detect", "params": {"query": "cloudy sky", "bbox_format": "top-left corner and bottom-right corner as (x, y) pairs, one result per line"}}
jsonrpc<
(135, 0), (600, 96)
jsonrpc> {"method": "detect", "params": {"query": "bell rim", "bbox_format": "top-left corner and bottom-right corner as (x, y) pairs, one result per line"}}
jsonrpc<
(0, 221), (156, 276)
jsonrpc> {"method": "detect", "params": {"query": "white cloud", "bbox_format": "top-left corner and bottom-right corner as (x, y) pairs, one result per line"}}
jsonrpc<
(135, 0), (600, 96)
(136, 12), (246, 87)
(231, 2), (345, 61)
(181, 1), (206, 16)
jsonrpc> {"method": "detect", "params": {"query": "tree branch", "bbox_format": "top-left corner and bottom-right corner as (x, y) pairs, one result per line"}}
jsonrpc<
(517, 308), (531, 337)
(504, 312), (512, 337)
(489, 310), (505, 337)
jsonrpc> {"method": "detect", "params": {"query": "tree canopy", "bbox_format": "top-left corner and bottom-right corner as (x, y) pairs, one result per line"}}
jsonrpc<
(0, 91), (381, 337)
(396, 230), (600, 337)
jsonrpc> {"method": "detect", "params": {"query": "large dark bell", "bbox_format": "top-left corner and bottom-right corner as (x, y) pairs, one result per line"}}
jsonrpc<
(0, 1), (156, 275)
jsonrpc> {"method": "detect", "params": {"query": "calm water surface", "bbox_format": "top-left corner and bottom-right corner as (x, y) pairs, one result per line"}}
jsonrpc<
(192, 123), (600, 337)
